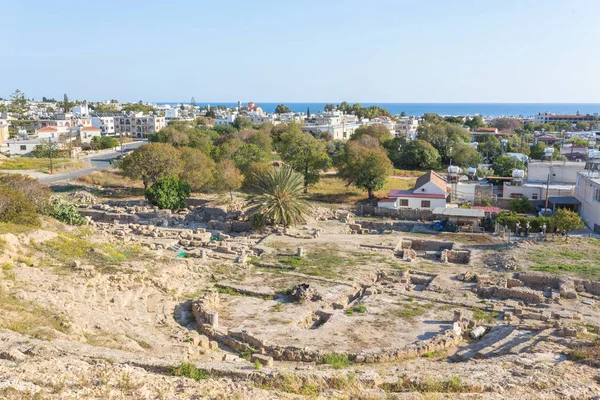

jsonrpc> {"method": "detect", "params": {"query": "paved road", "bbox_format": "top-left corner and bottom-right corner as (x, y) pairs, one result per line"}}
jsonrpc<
(39, 140), (147, 185)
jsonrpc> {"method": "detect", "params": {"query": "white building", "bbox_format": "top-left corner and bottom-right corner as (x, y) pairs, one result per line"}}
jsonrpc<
(35, 126), (68, 139)
(79, 126), (102, 144)
(215, 114), (237, 126)
(527, 161), (586, 185)
(71, 104), (90, 117)
(7, 138), (61, 156)
(91, 116), (115, 135)
(385, 170), (448, 209)
(575, 171), (600, 233)
(165, 108), (180, 120)
(114, 114), (166, 138)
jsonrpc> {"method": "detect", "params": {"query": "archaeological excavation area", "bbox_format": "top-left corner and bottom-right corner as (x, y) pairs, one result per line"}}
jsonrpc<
(1, 195), (600, 399)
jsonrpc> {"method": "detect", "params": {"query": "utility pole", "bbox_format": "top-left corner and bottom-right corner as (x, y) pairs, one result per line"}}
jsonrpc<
(49, 139), (54, 174)
(120, 132), (124, 156)
(544, 173), (550, 211)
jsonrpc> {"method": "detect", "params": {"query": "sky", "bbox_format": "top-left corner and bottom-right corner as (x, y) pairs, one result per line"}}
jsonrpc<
(1, 0), (600, 103)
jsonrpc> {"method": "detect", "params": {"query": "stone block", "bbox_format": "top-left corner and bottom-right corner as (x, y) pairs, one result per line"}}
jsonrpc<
(209, 341), (219, 350)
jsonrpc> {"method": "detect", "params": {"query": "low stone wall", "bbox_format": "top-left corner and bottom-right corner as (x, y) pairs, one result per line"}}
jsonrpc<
(357, 205), (434, 221)
(78, 209), (140, 224)
(401, 239), (453, 251)
(441, 249), (470, 264)
(477, 285), (546, 304)
(192, 290), (467, 364)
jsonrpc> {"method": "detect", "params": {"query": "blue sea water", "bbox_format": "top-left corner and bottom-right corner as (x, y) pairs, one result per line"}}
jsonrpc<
(157, 102), (600, 117)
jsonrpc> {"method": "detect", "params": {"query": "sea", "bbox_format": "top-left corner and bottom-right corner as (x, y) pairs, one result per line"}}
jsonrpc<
(156, 102), (600, 118)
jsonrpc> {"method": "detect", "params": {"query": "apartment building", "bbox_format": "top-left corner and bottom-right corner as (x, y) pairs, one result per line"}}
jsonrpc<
(91, 115), (116, 135)
(534, 112), (598, 124)
(114, 113), (166, 137)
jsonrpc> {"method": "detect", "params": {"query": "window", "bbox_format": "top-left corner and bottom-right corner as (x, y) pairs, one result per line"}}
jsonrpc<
(20, 145), (26, 151)
(510, 193), (523, 198)
(595, 189), (600, 202)
(532, 193), (538, 200)
(421, 200), (431, 208)
(400, 199), (408, 207)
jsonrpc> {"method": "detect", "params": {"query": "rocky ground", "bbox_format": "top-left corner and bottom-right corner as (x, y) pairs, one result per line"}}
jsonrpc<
(0, 195), (600, 399)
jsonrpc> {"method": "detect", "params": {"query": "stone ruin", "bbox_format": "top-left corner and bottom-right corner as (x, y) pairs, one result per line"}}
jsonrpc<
(395, 238), (471, 264)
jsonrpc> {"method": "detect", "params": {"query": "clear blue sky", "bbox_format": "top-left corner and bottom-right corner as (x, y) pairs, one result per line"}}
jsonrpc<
(2, 0), (599, 103)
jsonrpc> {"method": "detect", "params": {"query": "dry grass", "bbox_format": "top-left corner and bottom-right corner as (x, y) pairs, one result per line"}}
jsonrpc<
(309, 174), (415, 204)
(525, 238), (600, 279)
(0, 158), (83, 173)
(0, 286), (70, 340)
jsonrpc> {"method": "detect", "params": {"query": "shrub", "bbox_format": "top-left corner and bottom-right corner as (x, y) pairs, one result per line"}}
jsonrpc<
(145, 176), (191, 210)
(169, 362), (210, 380)
(0, 186), (39, 226)
(91, 136), (119, 150)
(45, 196), (87, 225)
(0, 173), (50, 211)
(322, 354), (350, 369)
(509, 196), (533, 213)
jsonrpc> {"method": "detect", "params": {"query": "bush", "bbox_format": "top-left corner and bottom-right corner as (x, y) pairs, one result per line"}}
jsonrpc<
(45, 196), (87, 225)
(509, 196), (533, 213)
(322, 354), (350, 369)
(145, 176), (191, 210)
(0, 173), (50, 212)
(0, 186), (40, 226)
(91, 136), (119, 150)
(169, 362), (209, 380)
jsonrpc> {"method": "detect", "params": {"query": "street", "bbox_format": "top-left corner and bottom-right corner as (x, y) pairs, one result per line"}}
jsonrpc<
(38, 140), (147, 185)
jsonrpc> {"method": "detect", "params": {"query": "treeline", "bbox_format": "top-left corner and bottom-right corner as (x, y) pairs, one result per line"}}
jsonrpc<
(323, 102), (392, 119)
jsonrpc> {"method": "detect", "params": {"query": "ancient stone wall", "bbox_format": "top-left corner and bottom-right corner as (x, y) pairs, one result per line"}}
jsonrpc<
(477, 285), (546, 304)
(357, 206), (434, 221)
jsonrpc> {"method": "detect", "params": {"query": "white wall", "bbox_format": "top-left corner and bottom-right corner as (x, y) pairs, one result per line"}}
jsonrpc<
(528, 162), (585, 184)
(575, 174), (600, 231)
(394, 197), (446, 209)
(414, 181), (447, 195)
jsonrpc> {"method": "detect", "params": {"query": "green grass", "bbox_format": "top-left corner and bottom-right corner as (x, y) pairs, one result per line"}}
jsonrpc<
(308, 173), (415, 204)
(32, 231), (144, 273)
(0, 157), (81, 173)
(472, 308), (499, 324)
(279, 247), (345, 278)
(0, 223), (35, 235)
(345, 304), (367, 316)
(168, 362), (210, 380)
(0, 285), (70, 340)
(389, 301), (434, 322)
(526, 238), (600, 279)
(383, 375), (482, 393)
(322, 353), (351, 369)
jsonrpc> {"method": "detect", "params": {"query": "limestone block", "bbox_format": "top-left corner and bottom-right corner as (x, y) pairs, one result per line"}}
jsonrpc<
(209, 341), (219, 350)
(470, 326), (486, 339)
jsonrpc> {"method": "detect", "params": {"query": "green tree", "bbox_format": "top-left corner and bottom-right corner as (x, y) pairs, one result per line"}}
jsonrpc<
(8, 89), (31, 135)
(509, 196), (533, 213)
(450, 142), (482, 167)
(274, 104), (291, 114)
(91, 136), (119, 150)
(180, 147), (215, 190)
(247, 166), (311, 228)
(324, 104), (335, 112)
(145, 176), (191, 210)
(213, 159), (243, 200)
(277, 128), (332, 192)
(307, 107), (311, 118)
(232, 143), (268, 172)
(398, 139), (441, 169)
(476, 134), (503, 163)
(63, 93), (71, 110)
(336, 142), (393, 199)
(492, 156), (525, 177)
(464, 115), (486, 130)
(529, 143), (547, 160)
(553, 208), (584, 233)
(350, 124), (392, 144)
(120, 143), (182, 189)
(232, 116), (253, 131)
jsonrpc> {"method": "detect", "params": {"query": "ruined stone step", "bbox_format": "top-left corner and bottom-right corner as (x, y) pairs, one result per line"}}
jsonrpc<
(474, 328), (531, 359)
(450, 325), (515, 362)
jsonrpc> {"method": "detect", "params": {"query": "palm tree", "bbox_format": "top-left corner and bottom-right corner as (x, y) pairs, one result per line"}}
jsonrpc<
(247, 166), (311, 229)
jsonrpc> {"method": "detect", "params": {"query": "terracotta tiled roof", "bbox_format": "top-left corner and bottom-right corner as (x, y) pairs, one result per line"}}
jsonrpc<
(37, 126), (57, 131)
(81, 126), (101, 130)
